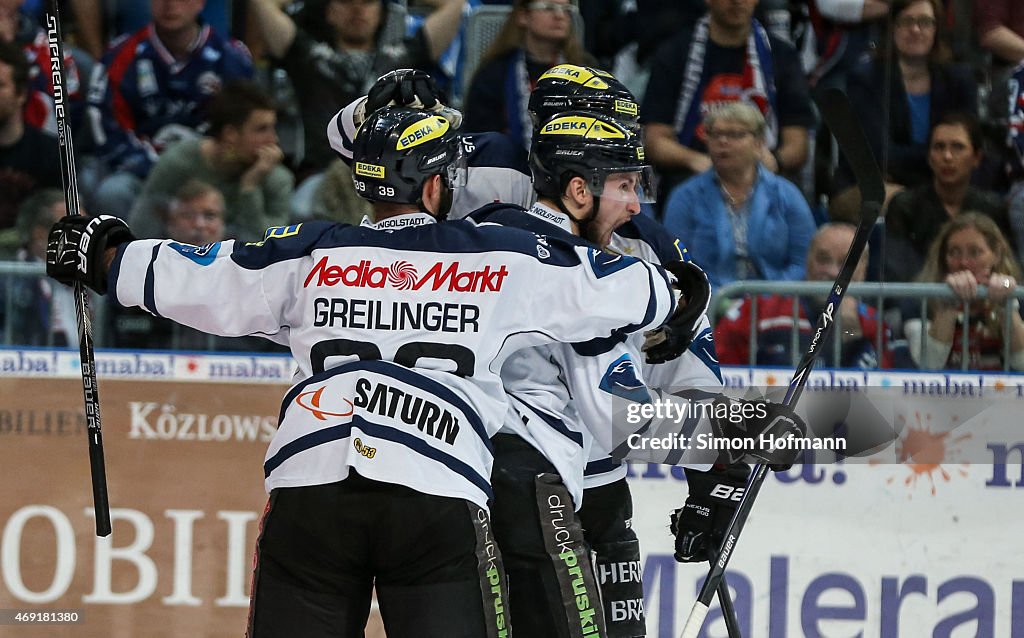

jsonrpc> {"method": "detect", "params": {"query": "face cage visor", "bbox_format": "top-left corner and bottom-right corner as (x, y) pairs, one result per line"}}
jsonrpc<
(440, 139), (469, 191)
(586, 165), (658, 204)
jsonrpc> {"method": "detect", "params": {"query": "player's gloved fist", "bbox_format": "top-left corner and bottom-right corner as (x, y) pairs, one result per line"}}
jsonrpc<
(46, 215), (135, 295)
(643, 260), (712, 364)
(670, 464), (751, 563)
(367, 69), (443, 111)
(708, 396), (806, 470)
(364, 69), (464, 130)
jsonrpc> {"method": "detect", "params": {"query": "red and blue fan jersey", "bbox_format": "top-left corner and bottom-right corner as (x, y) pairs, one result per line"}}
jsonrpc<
(87, 23), (253, 176)
(20, 26), (84, 134)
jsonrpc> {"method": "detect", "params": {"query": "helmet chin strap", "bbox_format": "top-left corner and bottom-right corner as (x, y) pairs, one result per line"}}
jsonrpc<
(557, 195), (599, 240)
(419, 181), (453, 222)
(580, 195), (602, 243)
(436, 184), (454, 221)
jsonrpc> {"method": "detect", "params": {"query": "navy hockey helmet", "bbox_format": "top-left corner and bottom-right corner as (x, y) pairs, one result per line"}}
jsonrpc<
(531, 110), (656, 203)
(528, 64), (639, 131)
(351, 106), (463, 206)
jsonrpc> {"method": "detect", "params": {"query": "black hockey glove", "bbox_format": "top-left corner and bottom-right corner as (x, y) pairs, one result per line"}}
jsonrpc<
(46, 215), (135, 295)
(643, 260), (712, 364)
(671, 464), (751, 563)
(708, 395), (806, 470)
(366, 69), (444, 111)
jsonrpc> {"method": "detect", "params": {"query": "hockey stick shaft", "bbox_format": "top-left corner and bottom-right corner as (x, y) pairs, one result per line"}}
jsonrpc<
(718, 577), (741, 638)
(45, 0), (112, 537)
(678, 88), (884, 638)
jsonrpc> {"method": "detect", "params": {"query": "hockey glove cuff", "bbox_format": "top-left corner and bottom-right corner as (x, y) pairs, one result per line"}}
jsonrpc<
(643, 260), (711, 364)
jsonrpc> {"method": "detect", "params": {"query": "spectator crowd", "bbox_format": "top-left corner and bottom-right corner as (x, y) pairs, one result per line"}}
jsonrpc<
(2, 0), (1024, 371)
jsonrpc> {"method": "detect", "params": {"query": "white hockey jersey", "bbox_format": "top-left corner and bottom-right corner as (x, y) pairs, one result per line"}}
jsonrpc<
(584, 214), (724, 487)
(469, 204), (724, 505)
(108, 215), (677, 509)
(329, 98), (722, 498)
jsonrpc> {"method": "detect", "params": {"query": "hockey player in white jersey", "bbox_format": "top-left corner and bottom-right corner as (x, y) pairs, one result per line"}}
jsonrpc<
(352, 68), (716, 637)
(326, 68), (806, 637)
(327, 69), (666, 637)
(44, 105), (710, 638)
(531, 69), (727, 636)
(477, 110), (723, 638)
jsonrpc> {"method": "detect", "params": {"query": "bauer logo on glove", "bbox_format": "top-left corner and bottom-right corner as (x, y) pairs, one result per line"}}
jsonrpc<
(46, 214), (136, 295)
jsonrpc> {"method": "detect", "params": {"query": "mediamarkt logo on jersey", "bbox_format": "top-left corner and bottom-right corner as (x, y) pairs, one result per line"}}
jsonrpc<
(303, 256), (509, 292)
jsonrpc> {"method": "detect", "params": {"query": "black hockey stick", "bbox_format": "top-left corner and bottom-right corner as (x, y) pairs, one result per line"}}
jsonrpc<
(46, 0), (112, 537)
(717, 576), (741, 638)
(677, 88), (884, 638)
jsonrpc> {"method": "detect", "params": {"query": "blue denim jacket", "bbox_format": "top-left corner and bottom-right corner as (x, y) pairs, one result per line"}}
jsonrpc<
(662, 165), (816, 288)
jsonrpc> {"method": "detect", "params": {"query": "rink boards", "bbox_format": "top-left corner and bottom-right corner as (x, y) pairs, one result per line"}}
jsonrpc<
(0, 348), (1021, 637)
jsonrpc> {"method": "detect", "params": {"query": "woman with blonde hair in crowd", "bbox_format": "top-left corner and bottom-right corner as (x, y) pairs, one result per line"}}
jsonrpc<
(463, 0), (590, 148)
(660, 102), (816, 289)
(904, 213), (1024, 370)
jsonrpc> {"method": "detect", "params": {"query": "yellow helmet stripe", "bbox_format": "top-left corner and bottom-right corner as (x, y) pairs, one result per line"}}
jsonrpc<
(396, 116), (450, 151)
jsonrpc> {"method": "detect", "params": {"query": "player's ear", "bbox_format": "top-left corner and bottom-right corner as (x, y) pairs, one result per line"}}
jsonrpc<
(421, 174), (443, 215)
(563, 176), (591, 208)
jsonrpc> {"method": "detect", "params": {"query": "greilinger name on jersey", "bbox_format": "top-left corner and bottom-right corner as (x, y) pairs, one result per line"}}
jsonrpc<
(313, 297), (481, 332)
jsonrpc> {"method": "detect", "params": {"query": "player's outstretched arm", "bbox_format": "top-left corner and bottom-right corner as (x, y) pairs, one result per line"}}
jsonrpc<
(47, 215), (324, 341)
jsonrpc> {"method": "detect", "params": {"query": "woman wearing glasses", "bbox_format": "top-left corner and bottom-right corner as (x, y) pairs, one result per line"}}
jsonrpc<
(836, 0), (977, 197)
(661, 102), (816, 289)
(463, 0), (591, 149)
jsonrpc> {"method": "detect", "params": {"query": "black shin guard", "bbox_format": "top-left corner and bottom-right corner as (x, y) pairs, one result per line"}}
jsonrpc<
(470, 504), (512, 638)
(592, 539), (645, 637)
(536, 474), (607, 637)
(579, 479), (647, 637)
